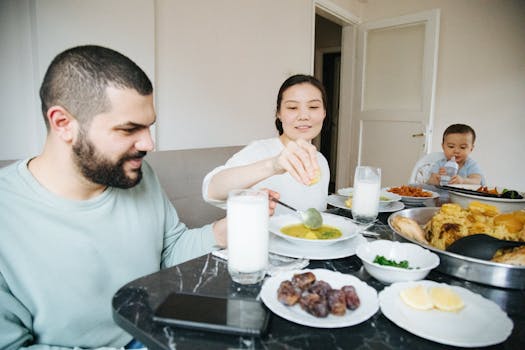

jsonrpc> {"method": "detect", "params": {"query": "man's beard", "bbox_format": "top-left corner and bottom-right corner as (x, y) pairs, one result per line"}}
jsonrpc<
(72, 133), (146, 189)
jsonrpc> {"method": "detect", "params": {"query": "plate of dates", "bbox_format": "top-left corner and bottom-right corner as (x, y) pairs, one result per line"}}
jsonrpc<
(260, 269), (379, 328)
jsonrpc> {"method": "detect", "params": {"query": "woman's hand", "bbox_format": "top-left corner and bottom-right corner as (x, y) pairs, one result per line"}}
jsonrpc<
(272, 139), (319, 185)
(262, 188), (280, 216)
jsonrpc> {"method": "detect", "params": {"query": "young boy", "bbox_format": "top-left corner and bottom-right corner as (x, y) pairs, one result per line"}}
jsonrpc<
(427, 124), (485, 186)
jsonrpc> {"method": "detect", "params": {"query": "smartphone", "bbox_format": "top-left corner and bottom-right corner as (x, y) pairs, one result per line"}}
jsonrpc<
(153, 293), (270, 336)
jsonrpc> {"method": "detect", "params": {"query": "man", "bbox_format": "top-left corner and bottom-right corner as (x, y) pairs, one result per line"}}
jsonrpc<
(0, 45), (227, 349)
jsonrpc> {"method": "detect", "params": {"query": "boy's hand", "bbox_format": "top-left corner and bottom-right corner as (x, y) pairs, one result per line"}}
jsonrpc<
(448, 175), (463, 184)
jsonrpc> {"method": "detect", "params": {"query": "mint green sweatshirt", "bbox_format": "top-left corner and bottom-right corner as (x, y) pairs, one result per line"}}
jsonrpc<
(0, 159), (218, 349)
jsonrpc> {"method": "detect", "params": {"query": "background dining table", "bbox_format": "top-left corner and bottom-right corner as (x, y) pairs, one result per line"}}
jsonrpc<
(112, 206), (525, 350)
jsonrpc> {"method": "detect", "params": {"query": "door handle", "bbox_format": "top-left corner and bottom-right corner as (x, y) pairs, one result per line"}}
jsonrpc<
(411, 133), (425, 137)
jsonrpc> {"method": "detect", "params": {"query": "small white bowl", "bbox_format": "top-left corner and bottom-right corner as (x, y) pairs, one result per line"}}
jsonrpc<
(356, 240), (440, 284)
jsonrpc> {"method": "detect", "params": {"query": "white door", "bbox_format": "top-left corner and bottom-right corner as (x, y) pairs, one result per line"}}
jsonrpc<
(349, 10), (440, 187)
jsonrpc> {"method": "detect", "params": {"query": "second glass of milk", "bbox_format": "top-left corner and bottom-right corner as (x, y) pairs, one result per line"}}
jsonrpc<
(351, 166), (381, 224)
(227, 189), (269, 284)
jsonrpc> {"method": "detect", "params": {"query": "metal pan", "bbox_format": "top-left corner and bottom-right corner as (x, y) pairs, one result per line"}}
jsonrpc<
(388, 207), (525, 290)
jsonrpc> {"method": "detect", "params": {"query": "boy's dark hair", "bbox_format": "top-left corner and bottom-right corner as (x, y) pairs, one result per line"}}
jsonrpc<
(442, 124), (476, 144)
(39, 45), (153, 130)
(275, 74), (327, 135)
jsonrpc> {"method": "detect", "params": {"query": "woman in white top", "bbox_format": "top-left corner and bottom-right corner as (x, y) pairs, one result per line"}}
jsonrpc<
(202, 74), (329, 215)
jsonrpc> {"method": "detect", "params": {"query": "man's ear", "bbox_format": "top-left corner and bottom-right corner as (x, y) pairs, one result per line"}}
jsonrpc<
(47, 106), (78, 143)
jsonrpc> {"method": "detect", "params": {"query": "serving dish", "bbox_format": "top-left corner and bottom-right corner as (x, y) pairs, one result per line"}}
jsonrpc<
(445, 184), (525, 213)
(260, 269), (379, 328)
(388, 207), (525, 289)
(269, 213), (358, 247)
(356, 240), (439, 284)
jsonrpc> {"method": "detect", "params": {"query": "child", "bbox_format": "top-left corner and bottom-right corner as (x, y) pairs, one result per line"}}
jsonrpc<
(427, 124), (485, 186)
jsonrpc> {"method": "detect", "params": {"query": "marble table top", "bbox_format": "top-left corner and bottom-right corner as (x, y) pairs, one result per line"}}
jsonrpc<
(112, 211), (525, 350)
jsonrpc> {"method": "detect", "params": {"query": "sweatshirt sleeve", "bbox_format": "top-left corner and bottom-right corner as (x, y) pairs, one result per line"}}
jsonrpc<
(160, 192), (218, 268)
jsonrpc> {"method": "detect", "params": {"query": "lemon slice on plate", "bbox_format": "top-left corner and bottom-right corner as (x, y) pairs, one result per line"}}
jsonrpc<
(430, 287), (464, 312)
(400, 285), (433, 310)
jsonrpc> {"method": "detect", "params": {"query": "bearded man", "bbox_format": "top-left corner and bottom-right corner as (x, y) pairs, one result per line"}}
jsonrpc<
(0, 45), (228, 349)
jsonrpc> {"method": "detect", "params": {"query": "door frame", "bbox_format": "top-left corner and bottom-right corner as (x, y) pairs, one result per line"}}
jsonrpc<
(313, 0), (360, 190)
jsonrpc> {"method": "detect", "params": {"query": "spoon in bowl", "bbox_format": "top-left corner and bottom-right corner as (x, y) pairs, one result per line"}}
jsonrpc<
(446, 233), (525, 260)
(272, 199), (323, 229)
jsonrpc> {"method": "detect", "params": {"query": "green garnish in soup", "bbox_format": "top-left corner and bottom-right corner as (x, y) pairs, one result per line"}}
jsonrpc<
(280, 224), (342, 240)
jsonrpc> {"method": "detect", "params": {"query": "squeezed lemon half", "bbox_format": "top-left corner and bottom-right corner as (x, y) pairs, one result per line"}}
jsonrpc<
(309, 169), (321, 185)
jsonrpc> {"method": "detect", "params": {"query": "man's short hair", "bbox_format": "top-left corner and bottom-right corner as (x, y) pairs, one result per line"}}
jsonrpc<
(39, 45), (153, 130)
(442, 124), (476, 144)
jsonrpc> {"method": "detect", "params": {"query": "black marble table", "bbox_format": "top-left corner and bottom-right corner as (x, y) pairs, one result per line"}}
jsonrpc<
(113, 210), (524, 350)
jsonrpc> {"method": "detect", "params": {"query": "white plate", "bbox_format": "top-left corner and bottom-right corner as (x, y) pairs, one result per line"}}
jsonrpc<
(269, 233), (367, 260)
(260, 268), (379, 328)
(269, 213), (359, 247)
(379, 280), (513, 347)
(327, 194), (405, 213)
(336, 188), (402, 204)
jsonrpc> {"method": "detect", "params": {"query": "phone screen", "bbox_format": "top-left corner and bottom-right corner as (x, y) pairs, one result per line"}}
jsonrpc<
(153, 293), (270, 336)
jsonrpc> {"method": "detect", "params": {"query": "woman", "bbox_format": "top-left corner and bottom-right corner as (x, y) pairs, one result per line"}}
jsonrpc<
(202, 74), (329, 215)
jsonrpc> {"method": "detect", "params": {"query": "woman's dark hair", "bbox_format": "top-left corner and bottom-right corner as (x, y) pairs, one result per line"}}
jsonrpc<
(442, 124), (476, 144)
(274, 74), (327, 135)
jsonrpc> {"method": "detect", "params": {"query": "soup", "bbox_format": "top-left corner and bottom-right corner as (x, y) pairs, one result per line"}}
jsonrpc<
(280, 224), (342, 240)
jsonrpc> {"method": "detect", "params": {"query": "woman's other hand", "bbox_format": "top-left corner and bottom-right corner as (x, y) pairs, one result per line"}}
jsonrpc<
(262, 188), (280, 216)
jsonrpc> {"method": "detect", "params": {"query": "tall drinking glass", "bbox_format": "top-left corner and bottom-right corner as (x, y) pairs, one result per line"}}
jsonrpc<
(352, 166), (381, 224)
(227, 189), (269, 285)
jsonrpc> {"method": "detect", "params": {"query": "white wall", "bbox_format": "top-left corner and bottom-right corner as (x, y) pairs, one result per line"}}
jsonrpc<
(0, 0), (155, 159)
(155, 0), (314, 149)
(2, 0), (522, 189)
(0, 0), (40, 159)
(361, 0), (525, 188)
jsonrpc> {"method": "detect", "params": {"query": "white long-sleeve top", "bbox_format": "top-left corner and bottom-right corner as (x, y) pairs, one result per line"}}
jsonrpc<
(202, 138), (330, 215)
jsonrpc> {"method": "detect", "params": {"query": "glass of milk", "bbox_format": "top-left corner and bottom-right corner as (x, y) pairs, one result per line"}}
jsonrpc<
(351, 166), (381, 224)
(227, 189), (269, 284)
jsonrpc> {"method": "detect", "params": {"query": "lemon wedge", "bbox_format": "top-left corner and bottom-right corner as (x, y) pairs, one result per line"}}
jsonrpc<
(344, 198), (352, 208)
(400, 285), (433, 310)
(430, 287), (464, 312)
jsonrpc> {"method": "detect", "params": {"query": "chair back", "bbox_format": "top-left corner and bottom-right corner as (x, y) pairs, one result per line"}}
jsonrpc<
(408, 152), (444, 184)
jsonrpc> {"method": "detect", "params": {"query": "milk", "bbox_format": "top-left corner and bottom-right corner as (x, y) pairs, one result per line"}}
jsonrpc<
(352, 181), (380, 221)
(227, 191), (268, 279)
(352, 166), (381, 224)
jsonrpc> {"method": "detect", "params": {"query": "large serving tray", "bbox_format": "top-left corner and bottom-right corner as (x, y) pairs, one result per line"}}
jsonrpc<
(388, 207), (525, 290)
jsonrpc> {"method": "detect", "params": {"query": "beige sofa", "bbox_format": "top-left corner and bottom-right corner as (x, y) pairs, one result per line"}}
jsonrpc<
(0, 146), (242, 227)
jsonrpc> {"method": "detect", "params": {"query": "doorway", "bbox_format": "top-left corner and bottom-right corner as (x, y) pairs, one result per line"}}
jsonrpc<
(314, 14), (342, 194)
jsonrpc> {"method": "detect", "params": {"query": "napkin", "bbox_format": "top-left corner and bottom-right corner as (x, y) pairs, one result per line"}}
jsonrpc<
(212, 249), (309, 276)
